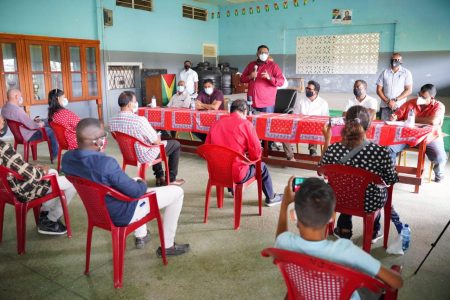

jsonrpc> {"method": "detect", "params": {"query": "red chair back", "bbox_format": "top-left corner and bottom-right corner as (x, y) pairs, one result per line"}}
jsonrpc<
(49, 121), (69, 150)
(261, 248), (390, 300)
(111, 131), (144, 166)
(5, 119), (26, 144)
(197, 144), (250, 186)
(318, 164), (385, 212)
(66, 175), (126, 230)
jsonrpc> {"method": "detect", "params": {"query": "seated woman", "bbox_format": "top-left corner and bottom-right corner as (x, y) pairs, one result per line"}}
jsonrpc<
(48, 89), (80, 150)
(319, 105), (402, 242)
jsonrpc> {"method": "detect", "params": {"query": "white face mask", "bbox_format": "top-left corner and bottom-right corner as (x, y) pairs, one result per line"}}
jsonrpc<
(18, 97), (24, 106)
(61, 97), (69, 107)
(259, 53), (269, 62)
(416, 96), (428, 105)
(132, 101), (139, 113)
(177, 86), (185, 93)
(205, 87), (213, 95)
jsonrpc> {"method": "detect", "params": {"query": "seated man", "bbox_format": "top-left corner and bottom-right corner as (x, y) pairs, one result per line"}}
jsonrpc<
(275, 177), (403, 298)
(343, 80), (378, 120)
(196, 79), (224, 111)
(205, 99), (283, 206)
(284, 80), (329, 159)
(0, 115), (75, 235)
(109, 91), (184, 186)
(388, 84), (447, 182)
(167, 81), (192, 108)
(62, 118), (190, 254)
(2, 88), (58, 159)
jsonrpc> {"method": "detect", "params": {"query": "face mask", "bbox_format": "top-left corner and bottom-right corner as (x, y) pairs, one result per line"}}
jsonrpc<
(306, 90), (314, 98)
(18, 97), (24, 106)
(353, 88), (363, 98)
(61, 97), (69, 107)
(391, 59), (401, 68)
(184, 64), (190, 70)
(132, 102), (139, 113)
(258, 53), (269, 62)
(416, 96), (428, 105)
(0, 121), (8, 137)
(177, 86), (185, 93)
(205, 87), (213, 95)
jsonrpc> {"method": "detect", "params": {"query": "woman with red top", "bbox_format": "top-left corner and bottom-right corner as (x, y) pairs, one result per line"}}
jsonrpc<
(47, 89), (80, 150)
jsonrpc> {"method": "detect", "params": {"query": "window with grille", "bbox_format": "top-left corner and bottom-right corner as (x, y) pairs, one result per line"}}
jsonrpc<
(108, 66), (138, 90)
(182, 5), (208, 21)
(116, 0), (152, 12)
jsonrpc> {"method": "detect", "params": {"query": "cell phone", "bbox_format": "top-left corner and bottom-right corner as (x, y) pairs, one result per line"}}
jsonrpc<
(292, 177), (305, 192)
(329, 117), (345, 127)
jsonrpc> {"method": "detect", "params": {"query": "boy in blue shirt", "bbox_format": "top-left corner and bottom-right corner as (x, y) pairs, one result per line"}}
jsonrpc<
(275, 177), (403, 297)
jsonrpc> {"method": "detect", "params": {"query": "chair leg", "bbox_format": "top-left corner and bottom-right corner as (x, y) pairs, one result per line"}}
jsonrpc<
(216, 186), (224, 208)
(155, 211), (167, 265)
(111, 228), (127, 288)
(14, 203), (27, 255)
(163, 159), (170, 185)
(0, 201), (5, 242)
(31, 144), (38, 161)
(59, 192), (72, 238)
(204, 181), (212, 223)
(383, 187), (393, 249)
(363, 214), (375, 253)
(85, 224), (94, 275)
(234, 185), (243, 230)
(57, 149), (62, 172)
(24, 144), (29, 162)
(47, 140), (53, 164)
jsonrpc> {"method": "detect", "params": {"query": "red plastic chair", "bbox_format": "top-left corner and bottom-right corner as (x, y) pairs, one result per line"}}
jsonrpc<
(111, 131), (170, 183)
(66, 175), (167, 288)
(261, 247), (400, 300)
(0, 165), (71, 255)
(49, 121), (71, 172)
(197, 144), (262, 230)
(5, 119), (54, 163)
(318, 165), (393, 253)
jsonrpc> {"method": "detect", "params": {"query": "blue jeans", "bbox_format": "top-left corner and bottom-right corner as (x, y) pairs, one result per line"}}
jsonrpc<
(253, 106), (274, 113)
(388, 137), (447, 179)
(239, 163), (274, 200)
(29, 126), (59, 159)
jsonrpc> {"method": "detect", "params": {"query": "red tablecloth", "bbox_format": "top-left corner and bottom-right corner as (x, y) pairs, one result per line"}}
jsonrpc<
(138, 108), (438, 147)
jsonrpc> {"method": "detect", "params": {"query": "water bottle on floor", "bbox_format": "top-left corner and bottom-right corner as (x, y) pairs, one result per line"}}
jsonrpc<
(401, 224), (411, 251)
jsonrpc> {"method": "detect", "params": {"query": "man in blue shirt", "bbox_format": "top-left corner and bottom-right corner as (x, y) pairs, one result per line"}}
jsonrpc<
(275, 177), (402, 298)
(62, 118), (190, 255)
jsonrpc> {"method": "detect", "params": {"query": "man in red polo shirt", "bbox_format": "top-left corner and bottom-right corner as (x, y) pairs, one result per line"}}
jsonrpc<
(240, 45), (285, 113)
(388, 84), (447, 182)
(205, 99), (283, 206)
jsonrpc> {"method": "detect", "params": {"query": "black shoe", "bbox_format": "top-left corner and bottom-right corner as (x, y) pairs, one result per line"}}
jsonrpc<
(333, 227), (352, 239)
(309, 148), (318, 156)
(39, 211), (49, 221)
(135, 230), (151, 249)
(265, 193), (283, 207)
(435, 175), (444, 183)
(156, 243), (190, 257)
(38, 217), (67, 235)
(155, 177), (167, 187)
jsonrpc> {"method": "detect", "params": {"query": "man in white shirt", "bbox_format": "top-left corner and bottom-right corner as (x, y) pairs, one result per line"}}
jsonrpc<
(167, 81), (191, 108)
(288, 80), (329, 157)
(179, 60), (198, 96)
(344, 79), (378, 120)
(376, 53), (413, 120)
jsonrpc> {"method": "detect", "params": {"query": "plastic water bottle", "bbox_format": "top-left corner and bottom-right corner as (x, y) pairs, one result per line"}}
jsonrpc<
(405, 109), (415, 127)
(151, 96), (157, 108)
(247, 96), (253, 116)
(190, 97), (196, 110)
(401, 224), (411, 251)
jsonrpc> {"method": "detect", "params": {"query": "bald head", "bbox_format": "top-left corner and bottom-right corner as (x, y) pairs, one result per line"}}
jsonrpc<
(7, 89), (22, 105)
(76, 118), (105, 150)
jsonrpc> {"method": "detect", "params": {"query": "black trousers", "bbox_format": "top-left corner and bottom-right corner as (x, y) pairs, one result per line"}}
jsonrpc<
(152, 139), (181, 181)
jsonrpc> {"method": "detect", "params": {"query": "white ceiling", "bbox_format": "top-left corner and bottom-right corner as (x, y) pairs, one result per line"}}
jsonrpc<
(193, 0), (264, 7)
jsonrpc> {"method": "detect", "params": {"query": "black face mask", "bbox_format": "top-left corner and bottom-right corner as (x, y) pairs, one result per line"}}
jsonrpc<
(353, 88), (363, 98)
(0, 122), (8, 137)
(184, 65), (190, 70)
(306, 90), (314, 98)
(391, 59), (401, 68)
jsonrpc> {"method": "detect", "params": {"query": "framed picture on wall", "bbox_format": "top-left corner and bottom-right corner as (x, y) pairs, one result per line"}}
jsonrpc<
(341, 9), (352, 24)
(331, 9), (341, 23)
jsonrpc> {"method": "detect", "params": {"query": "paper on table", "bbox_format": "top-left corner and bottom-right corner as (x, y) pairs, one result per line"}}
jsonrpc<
(384, 121), (405, 126)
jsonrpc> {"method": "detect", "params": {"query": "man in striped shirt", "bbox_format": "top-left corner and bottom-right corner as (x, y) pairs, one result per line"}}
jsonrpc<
(109, 91), (184, 186)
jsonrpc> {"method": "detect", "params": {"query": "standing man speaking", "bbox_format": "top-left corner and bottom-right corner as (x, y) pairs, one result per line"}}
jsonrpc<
(240, 45), (285, 113)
